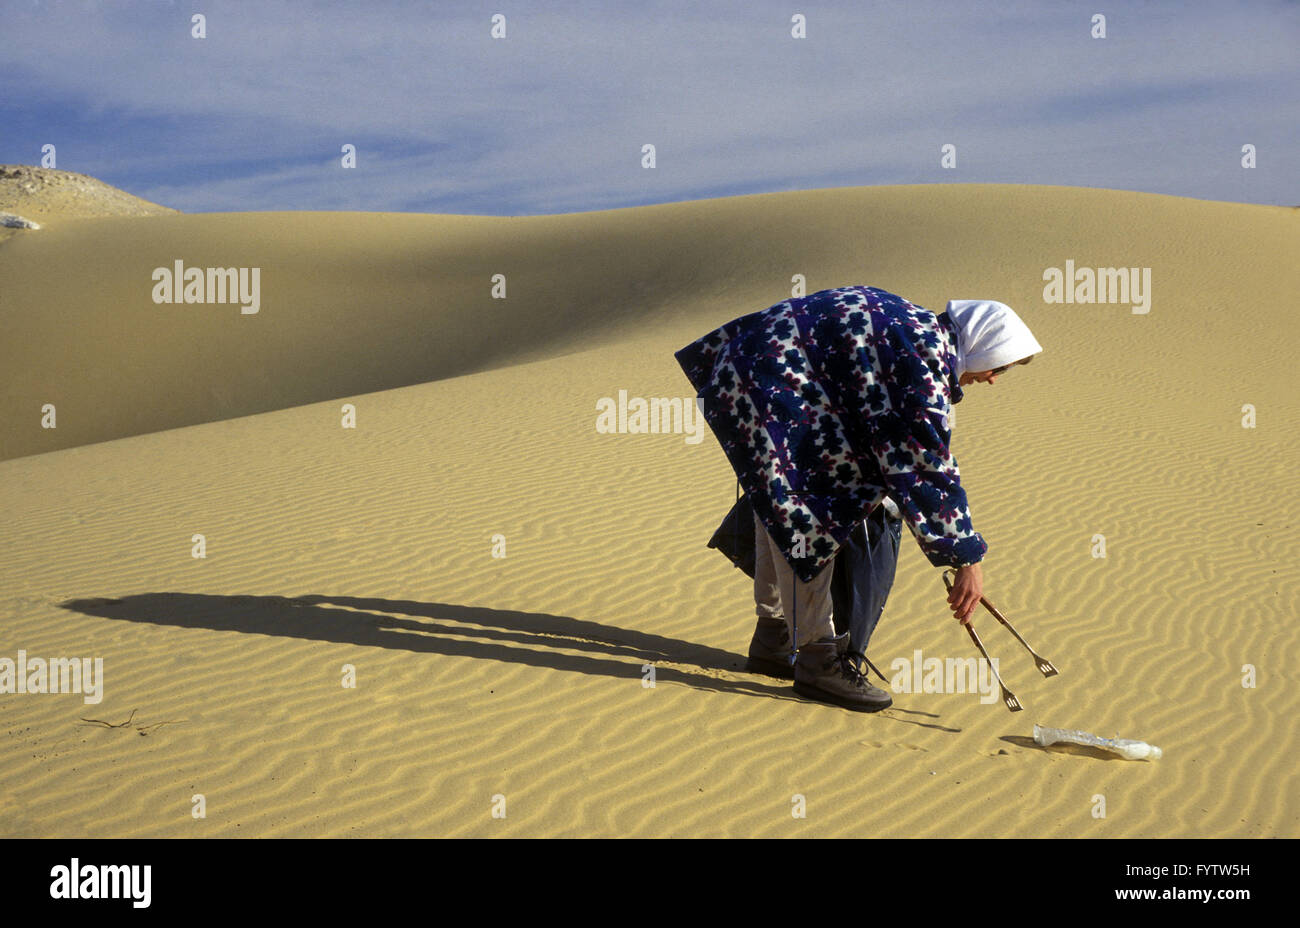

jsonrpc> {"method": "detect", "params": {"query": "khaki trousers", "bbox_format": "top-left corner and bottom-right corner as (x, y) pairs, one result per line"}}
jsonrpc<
(752, 511), (835, 647)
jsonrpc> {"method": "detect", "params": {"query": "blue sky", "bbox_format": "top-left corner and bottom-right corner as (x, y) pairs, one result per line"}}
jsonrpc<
(2, 0), (1296, 215)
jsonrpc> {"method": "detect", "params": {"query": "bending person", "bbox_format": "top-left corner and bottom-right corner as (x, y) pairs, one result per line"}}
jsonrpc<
(678, 289), (1041, 711)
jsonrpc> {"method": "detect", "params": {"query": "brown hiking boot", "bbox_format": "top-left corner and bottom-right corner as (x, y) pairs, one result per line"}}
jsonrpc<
(793, 633), (893, 711)
(745, 616), (794, 679)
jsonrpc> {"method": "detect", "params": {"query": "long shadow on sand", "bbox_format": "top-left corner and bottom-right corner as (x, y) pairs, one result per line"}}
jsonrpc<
(58, 592), (803, 702)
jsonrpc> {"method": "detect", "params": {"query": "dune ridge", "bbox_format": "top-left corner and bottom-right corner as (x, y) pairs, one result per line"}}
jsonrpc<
(3, 181), (1294, 462)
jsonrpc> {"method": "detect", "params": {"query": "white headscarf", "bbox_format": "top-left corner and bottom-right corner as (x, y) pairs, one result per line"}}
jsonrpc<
(945, 300), (1043, 377)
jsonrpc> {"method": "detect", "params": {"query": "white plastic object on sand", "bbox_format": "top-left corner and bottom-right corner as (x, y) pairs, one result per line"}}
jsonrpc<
(1, 213), (41, 230)
(1033, 723), (1162, 761)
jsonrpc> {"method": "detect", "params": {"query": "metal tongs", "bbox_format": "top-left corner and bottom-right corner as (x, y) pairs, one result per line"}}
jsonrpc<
(942, 570), (1059, 712)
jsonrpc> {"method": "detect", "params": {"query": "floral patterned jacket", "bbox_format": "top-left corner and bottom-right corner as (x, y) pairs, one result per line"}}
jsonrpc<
(676, 285), (987, 582)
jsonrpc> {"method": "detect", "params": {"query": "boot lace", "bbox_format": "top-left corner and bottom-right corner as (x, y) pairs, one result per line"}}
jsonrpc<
(835, 652), (869, 687)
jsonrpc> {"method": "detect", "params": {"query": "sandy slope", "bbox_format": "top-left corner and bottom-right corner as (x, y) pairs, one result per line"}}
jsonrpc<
(1, 182), (1297, 837)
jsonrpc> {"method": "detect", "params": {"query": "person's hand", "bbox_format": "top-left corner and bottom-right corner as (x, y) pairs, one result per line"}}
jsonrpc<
(947, 563), (983, 625)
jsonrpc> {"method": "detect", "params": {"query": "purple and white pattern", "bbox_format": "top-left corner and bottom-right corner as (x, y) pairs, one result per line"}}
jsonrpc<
(676, 286), (987, 582)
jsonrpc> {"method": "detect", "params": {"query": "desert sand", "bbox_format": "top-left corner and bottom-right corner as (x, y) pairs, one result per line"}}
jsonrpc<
(1, 169), (1297, 836)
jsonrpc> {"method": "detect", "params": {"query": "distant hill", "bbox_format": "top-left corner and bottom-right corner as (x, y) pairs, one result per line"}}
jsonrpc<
(0, 164), (177, 224)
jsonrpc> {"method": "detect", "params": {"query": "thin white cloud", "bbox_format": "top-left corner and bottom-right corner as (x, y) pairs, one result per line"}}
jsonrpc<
(3, 0), (1295, 212)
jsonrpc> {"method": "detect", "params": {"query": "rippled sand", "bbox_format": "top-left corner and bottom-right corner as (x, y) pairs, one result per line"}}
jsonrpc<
(1, 182), (1296, 836)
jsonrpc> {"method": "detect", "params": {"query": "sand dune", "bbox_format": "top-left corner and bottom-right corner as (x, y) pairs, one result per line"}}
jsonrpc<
(1, 178), (1297, 836)
(5, 180), (1294, 464)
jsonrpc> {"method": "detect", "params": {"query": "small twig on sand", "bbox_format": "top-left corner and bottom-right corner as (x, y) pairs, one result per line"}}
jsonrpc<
(135, 720), (186, 736)
(79, 708), (137, 728)
(78, 709), (187, 736)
